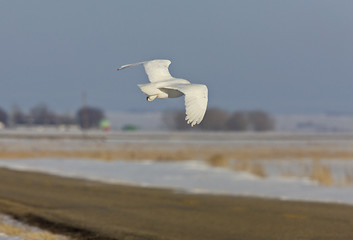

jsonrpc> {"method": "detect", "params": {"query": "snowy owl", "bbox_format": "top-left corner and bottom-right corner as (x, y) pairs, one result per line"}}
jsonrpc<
(117, 59), (208, 127)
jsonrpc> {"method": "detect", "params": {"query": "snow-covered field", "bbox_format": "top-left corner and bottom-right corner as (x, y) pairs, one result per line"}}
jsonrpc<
(0, 158), (353, 205)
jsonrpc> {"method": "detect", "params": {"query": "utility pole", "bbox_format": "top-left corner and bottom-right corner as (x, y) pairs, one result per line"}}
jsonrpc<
(82, 91), (88, 130)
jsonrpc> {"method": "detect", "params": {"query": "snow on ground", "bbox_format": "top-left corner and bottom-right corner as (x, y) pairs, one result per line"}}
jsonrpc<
(0, 214), (25, 240)
(0, 158), (353, 205)
(0, 213), (68, 240)
(0, 233), (23, 240)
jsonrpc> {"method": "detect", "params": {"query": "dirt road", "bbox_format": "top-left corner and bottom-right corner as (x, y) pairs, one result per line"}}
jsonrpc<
(0, 168), (353, 240)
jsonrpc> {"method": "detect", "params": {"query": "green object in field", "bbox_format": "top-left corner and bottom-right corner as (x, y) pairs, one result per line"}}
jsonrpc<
(99, 119), (110, 131)
(122, 124), (139, 131)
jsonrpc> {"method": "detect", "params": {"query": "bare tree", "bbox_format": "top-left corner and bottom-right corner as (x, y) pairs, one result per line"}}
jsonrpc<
(30, 104), (56, 125)
(10, 105), (27, 125)
(198, 108), (229, 131)
(55, 114), (76, 125)
(11, 104), (76, 127)
(76, 106), (104, 129)
(162, 110), (189, 130)
(0, 107), (8, 126)
(226, 111), (249, 131)
(248, 111), (275, 131)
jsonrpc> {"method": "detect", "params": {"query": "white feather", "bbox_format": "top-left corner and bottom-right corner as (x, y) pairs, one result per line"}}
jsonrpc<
(143, 60), (173, 82)
(163, 84), (208, 127)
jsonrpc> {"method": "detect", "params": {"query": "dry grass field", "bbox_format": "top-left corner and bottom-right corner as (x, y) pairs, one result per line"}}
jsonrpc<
(1, 131), (353, 186)
(1, 168), (353, 240)
(1, 142), (353, 162)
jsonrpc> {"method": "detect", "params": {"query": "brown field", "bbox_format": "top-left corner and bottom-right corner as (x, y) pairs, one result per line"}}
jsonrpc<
(1, 144), (353, 162)
(1, 168), (353, 240)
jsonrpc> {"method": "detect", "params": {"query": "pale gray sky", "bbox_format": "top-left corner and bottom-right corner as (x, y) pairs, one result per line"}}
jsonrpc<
(1, 0), (352, 114)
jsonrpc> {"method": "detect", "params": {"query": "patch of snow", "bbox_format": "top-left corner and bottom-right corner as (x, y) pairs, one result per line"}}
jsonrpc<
(0, 213), (68, 240)
(0, 233), (24, 240)
(0, 159), (353, 205)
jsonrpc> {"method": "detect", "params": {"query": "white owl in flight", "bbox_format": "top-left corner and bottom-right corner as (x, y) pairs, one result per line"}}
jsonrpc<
(117, 59), (208, 127)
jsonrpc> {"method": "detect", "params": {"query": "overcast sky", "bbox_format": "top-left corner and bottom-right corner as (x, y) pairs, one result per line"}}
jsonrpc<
(1, 1), (352, 114)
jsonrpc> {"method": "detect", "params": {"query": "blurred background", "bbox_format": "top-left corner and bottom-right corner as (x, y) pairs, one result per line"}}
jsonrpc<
(1, 2), (353, 238)
(1, 0), (353, 132)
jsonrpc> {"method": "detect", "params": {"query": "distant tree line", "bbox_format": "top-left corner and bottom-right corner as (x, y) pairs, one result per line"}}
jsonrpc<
(163, 108), (275, 131)
(1, 104), (275, 131)
(0, 104), (105, 129)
